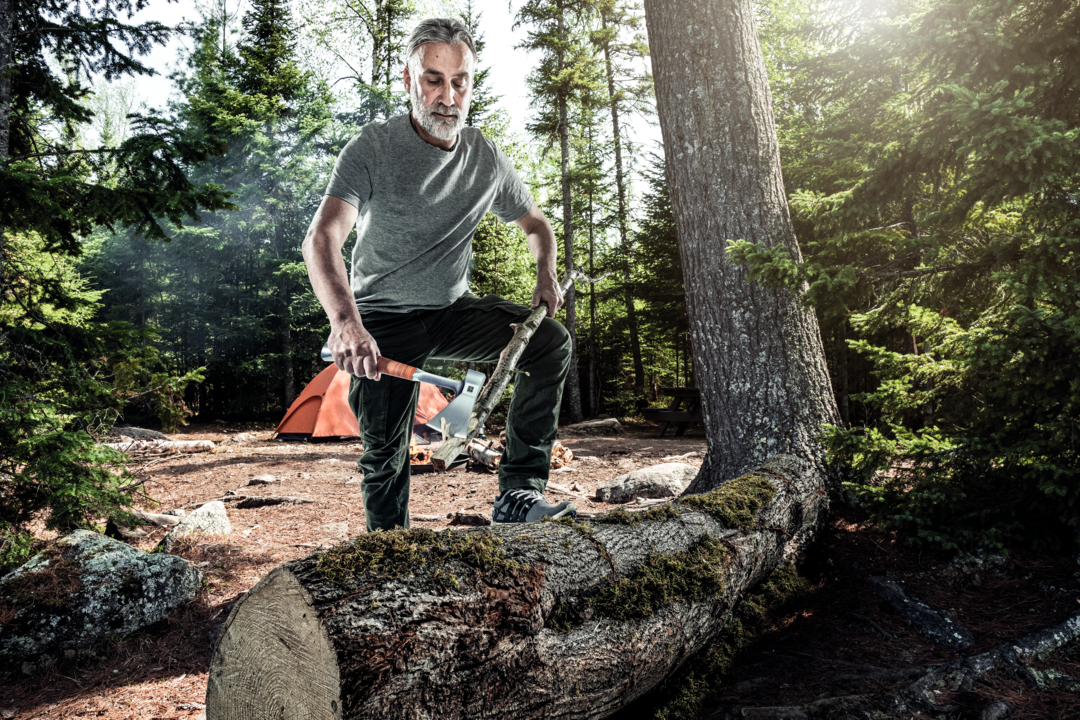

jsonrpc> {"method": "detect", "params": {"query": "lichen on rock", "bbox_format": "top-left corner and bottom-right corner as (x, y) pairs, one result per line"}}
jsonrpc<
(0, 530), (202, 672)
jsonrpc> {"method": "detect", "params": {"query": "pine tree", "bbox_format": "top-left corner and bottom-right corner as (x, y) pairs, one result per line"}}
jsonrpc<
(517, 0), (603, 424)
(0, 0), (229, 566)
(88, 0), (334, 419)
(592, 0), (652, 406)
(459, 0), (498, 128)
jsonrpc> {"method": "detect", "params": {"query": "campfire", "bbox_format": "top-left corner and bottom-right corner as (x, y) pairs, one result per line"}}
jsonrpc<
(409, 438), (433, 465)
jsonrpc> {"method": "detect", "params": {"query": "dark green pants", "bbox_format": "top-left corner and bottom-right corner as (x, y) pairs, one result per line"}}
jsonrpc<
(348, 293), (571, 531)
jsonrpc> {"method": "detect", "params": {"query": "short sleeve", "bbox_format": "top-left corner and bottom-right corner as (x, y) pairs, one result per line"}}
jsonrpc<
(325, 132), (373, 211)
(489, 143), (534, 223)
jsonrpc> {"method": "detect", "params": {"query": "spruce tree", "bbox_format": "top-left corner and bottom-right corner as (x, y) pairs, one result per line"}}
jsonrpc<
(0, 0), (230, 566)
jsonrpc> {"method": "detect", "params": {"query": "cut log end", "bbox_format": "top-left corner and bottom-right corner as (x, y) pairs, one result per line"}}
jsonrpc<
(206, 567), (341, 719)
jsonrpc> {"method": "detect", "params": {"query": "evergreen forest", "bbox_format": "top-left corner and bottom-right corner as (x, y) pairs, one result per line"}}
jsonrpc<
(2, 0), (1079, 568)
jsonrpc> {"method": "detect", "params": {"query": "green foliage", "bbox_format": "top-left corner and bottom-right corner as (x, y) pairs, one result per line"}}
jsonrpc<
(1, 0), (227, 537)
(84, 0), (337, 420)
(1, 234), (203, 532)
(739, 0), (1080, 550)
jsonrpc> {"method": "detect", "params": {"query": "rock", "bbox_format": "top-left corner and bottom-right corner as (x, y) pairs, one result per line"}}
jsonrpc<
(594, 463), (698, 504)
(162, 509), (186, 517)
(224, 432), (259, 445)
(0, 530), (201, 669)
(157, 501), (231, 552)
(247, 474), (280, 485)
(558, 418), (625, 437)
(112, 426), (171, 441)
(132, 511), (181, 527)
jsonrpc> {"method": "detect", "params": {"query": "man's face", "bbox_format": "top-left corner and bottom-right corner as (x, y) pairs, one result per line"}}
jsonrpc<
(405, 42), (473, 144)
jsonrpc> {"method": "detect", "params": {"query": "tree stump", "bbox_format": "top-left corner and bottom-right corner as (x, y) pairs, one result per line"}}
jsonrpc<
(205, 454), (827, 719)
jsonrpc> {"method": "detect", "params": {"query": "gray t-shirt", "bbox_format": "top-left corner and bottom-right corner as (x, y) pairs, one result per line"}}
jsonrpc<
(325, 113), (534, 313)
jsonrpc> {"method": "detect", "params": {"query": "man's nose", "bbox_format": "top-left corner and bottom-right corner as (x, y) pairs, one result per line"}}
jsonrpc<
(437, 81), (455, 107)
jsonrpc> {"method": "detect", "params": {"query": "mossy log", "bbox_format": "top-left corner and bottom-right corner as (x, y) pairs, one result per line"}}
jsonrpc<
(205, 454), (827, 719)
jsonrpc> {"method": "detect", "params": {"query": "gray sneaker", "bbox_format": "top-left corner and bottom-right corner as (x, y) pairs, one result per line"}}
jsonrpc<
(491, 488), (577, 523)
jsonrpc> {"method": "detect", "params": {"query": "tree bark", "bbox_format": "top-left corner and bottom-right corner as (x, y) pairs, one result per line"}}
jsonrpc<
(205, 454), (827, 719)
(642, 0), (839, 490)
(0, 0), (11, 280)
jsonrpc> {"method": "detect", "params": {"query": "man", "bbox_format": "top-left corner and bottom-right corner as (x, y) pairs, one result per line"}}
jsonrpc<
(302, 17), (575, 531)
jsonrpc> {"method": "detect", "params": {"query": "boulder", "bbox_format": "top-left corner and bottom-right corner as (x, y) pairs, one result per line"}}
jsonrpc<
(594, 462), (699, 504)
(157, 501), (232, 552)
(224, 432), (259, 445)
(558, 418), (625, 437)
(0, 530), (201, 671)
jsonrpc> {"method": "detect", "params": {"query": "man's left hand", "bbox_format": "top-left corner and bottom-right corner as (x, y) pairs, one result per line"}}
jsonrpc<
(531, 275), (564, 318)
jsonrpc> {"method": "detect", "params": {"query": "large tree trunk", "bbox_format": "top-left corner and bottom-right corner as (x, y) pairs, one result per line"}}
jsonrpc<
(0, 0), (11, 279)
(206, 455), (827, 719)
(642, 0), (839, 490)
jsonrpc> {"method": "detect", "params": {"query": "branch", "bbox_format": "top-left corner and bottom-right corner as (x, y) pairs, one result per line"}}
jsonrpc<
(872, 258), (1007, 279)
(431, 272), (588, 471)
(10, 147), (122, 161)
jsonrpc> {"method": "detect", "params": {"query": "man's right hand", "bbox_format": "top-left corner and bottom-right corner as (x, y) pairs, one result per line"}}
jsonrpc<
(327, 321), (381, 380)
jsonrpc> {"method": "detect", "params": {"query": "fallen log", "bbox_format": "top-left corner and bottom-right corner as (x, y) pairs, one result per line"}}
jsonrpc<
(101, 439), (215, 455)
(205, 454), (827, 719)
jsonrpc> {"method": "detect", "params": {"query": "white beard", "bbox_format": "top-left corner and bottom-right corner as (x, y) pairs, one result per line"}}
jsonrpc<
(411, 83), (469, 141)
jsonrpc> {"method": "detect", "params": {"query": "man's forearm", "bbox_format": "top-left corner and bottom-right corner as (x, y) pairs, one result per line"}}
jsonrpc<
(303, 232), (360, 328)
(523, 218), (558, 281)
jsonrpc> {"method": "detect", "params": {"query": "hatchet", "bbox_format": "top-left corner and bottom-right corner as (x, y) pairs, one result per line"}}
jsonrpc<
(321, 345), (484, 439)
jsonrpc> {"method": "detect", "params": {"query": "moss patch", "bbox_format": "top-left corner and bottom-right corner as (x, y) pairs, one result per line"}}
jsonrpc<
(315, 528), (525, 589)
(679, 473), (777, 531)
(547, 600), (575, 635)
(593, 503), (682, 525)
(646, 564), (811, 720)
(591, 536), (728, 621)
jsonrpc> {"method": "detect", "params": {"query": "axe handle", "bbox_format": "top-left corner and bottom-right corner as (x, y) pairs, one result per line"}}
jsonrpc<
(377, 356), (417, 380)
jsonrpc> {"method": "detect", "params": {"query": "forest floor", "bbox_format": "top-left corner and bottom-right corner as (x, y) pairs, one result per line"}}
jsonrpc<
(3, 422), (1079, 719)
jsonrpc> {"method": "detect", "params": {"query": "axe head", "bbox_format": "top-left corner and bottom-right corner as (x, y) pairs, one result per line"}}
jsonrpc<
(427, 369), (485, 439)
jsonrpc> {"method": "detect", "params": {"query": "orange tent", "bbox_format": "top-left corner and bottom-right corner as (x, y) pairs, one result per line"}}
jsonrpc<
(275, 365), (448, 441)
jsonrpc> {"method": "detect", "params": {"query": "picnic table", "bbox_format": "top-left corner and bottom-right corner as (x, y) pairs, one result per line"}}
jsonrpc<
(642, 387), (702, 437)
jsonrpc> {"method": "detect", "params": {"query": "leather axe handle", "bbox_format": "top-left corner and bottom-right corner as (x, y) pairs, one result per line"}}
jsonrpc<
(377, 356), (417, 380)
(320, 344), (417, 380)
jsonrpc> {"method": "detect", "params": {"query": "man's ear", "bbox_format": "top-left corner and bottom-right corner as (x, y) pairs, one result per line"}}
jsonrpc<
(403, 65), (412, 94)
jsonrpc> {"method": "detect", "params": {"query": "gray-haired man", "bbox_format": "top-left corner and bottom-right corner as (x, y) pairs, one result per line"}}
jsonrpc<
(302, 18), (575, 531)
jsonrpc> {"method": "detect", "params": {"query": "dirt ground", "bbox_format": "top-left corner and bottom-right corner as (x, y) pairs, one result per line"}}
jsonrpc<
(4, 422), (1080, 719)
(2, 421), (707, 719)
